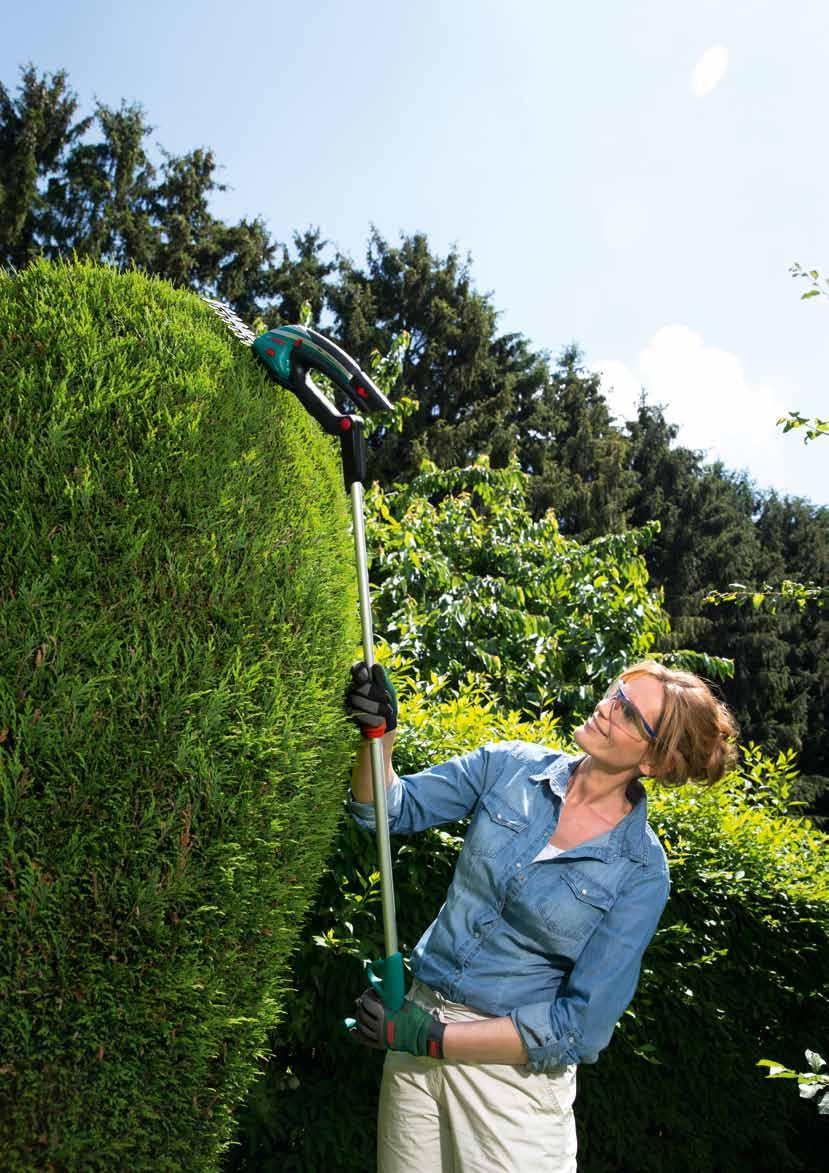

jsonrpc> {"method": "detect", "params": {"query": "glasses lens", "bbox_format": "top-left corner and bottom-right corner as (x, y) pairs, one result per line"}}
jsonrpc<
(601, 681), (653, 739)
(619, 694), (638, 724)
(616, 684), (651, 739)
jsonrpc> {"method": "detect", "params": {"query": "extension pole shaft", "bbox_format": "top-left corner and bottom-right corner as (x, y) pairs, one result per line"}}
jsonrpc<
(349, 480), (399, 960)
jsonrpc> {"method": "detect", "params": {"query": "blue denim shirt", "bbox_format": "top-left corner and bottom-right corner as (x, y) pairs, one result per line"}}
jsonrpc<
(348, 739), (670, 1073)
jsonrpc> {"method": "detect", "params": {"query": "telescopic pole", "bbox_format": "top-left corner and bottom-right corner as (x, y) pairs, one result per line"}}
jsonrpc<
(350, 479), (398, 961)
(338, 418), (404, 1016)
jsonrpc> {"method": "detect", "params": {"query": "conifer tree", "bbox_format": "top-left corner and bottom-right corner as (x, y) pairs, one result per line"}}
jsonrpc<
(517, 345), (636, 537)
(0, 65), (286, 315)
(328, 228), (549, 484)
(261, 227), (336, 326)
(40, 98), (158, 270)
(0, 65), (91, 268)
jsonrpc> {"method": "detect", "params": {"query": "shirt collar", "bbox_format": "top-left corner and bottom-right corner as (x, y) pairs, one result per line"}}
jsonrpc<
(529, 753), (650, 864)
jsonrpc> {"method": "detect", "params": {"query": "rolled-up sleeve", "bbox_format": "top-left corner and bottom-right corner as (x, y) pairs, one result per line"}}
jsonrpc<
(510, 864), (671, 1072)
(347, 771), (405, 829)
(347, 741), (505, 835)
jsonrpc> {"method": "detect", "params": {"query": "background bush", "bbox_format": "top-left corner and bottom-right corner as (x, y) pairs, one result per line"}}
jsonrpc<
(365, 456), (731, 720)
(0, 259), (359, 1170)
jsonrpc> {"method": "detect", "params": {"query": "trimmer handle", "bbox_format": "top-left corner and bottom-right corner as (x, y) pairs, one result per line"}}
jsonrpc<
(365, 951), (406, 1011)
(343, 950), (406, 1036)
(252, 324), (392, 437)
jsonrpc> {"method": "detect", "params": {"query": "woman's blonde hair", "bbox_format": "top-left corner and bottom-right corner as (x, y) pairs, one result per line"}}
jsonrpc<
(618, 659), (739, 787)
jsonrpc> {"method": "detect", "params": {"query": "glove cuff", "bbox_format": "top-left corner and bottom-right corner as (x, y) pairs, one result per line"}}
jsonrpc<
(425, 1017), (446, 1060)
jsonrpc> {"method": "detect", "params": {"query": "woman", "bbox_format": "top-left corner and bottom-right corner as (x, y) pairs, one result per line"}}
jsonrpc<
(345, 659), (738, 1172)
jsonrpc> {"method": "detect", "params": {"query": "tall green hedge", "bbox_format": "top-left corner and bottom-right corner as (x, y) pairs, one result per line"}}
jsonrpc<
(224, 678), (829, 1172)
(0, 259), (359, 1170)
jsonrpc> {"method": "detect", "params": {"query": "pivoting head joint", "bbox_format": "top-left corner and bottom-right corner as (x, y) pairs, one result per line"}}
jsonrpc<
(202, 299), (386, 491)
(252, 325), (391, 435)
(251, 326), (387, 491)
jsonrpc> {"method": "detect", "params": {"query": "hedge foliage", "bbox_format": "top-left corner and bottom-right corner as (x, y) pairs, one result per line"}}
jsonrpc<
(0, 260), (360, 1170)
(225, 676), (829, 1173)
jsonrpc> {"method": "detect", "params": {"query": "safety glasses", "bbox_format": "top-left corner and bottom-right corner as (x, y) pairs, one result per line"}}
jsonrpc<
(605, 682), (659, 741)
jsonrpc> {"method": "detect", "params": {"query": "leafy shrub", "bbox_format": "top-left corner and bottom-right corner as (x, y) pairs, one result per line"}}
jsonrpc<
(225, 685), (829, 1173)
(365, 456), (731, 722)
(790, 773), (829, 831)
(757, 1049), (829, 1117)
(0, 259), (359, 1170)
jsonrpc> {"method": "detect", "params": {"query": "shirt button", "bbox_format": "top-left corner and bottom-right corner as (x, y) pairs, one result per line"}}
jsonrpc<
(581, 888), (588, 895)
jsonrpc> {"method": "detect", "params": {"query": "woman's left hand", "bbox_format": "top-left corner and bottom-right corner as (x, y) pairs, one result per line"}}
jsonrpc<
(351, 988), (446, 1059)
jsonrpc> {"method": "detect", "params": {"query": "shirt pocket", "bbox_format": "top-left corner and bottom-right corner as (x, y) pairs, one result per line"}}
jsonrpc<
(463, 791), (530, 857)
(535, 870), (615, 945)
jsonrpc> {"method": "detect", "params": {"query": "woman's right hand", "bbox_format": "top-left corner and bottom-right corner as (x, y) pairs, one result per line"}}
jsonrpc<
(344, 661), (398, 736)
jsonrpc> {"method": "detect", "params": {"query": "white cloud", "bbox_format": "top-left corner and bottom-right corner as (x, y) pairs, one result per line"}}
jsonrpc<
(638, 324), (782, 451)
(591, 324), (805, 494)
(591, 359), (643, 417)
(692, 44), (729, 96)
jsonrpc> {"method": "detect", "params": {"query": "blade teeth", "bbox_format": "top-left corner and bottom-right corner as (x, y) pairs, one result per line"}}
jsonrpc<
(201, 296), (257, 345)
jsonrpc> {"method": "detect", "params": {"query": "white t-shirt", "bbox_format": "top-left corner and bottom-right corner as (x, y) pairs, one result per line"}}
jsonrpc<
(531, 773), (572, 862)
(532, 841), (565, 862)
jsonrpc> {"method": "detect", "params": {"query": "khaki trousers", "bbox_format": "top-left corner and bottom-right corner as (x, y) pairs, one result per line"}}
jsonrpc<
(377, 978), (578, 1172)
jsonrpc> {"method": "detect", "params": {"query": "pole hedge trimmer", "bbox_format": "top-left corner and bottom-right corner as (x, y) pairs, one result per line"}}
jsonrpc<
(201, 298), (406, 1024)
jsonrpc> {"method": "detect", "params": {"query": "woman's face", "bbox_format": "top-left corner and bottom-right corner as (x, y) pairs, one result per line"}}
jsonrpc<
(572, 673), (665, 776)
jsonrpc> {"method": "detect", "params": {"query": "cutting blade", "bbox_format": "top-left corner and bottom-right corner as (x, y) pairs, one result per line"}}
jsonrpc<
(202, 296), (257, 345)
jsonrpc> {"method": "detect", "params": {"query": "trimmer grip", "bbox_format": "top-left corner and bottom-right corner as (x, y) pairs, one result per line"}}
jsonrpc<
(342, 950), (406, 1036)
(304, 326), (393, 414)
(366, 951), (406, 1012)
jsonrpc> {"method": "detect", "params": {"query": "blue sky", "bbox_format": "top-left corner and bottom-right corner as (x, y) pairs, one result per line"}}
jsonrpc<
(4, 0), (827, 504)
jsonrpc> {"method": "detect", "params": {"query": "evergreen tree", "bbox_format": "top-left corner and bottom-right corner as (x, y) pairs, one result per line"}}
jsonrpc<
(623, 402), (759, 630)
(331, 234), (635, 534)
(752, 493), (829, 775)
(623, 401), (827, 772)
(328, 228), (548, 484)
(0, 65), (91, 268)
(40, 98), (158, 270)
(261, 227), (336, 327)
(0, 65), (287, 316)
(517, 345), (636, 538)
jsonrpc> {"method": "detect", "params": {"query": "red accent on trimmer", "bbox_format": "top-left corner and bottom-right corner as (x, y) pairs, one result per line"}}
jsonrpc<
(428, 1040), (438, 1058)
(293, 339), (302, 348)
(387, 1022), (394, 1046)
(363, 722), (387, 739)
(340, 418), (352, 431)
(269, 336), (285, 346)
(265, 347), (275, 357)
(356, 386), (368, 397)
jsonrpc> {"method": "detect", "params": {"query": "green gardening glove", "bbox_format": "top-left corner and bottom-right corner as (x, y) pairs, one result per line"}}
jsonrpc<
(351, 988), (446, 1059)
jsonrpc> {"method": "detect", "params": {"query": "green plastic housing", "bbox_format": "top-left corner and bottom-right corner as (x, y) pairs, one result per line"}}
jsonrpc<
(343, 950), (406, 1036)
